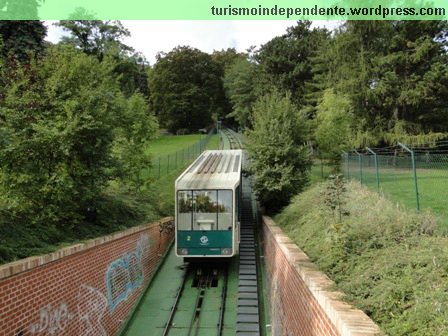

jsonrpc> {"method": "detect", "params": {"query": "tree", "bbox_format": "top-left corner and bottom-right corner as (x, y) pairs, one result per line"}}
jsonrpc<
(0, 44), (158, 233)
(211, 48), (246, 123)
(256, 21), (329, 107)
(246, 91), (311, 212)
(314, 89), (353, 167)
(112, 52), (151, 98)
(111, 93), (159, 191)
(57, 16), (132, 61)
(0, 20), (47, 61)
(223, 58), (259, 129)
(325, 21), (448, 146)
(150, 46), (224, 133)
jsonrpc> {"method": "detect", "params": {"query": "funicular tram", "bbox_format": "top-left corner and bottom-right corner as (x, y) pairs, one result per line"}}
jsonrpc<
(175, 150), (243, 261)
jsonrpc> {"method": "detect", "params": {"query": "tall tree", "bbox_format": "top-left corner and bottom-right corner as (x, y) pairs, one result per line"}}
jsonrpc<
(246, 91), (311, 212)
(57, 17), (132, 61)
(223, 58), (259, 129)
(256, 21), (329, 106)
(150, 46), (224, 133)
(314, 89), (353, 166)
(326, 21), (448, 145)
(0, 44), (158, 232)
(0, 20), (47, 61)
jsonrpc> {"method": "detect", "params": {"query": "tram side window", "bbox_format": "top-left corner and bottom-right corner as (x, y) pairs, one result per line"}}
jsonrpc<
(217, 190), (233, 230)
(178, 191), (193, 231)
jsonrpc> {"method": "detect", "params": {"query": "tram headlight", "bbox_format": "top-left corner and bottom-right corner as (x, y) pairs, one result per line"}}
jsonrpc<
(177, 248), (189, 255)
(221, 248), (232, 255)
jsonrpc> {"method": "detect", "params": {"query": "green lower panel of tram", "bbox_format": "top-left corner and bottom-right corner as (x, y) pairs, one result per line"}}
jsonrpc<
(177, 231), (233, 256)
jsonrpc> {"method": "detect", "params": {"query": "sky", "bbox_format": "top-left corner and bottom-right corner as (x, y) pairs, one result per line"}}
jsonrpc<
(45, 21), (340, 65)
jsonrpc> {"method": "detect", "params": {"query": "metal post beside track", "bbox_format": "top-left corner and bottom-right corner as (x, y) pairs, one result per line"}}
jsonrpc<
(399, 142), (420, 212)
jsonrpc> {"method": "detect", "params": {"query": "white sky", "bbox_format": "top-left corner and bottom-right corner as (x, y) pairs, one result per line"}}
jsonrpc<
(45, 21), (340, 65)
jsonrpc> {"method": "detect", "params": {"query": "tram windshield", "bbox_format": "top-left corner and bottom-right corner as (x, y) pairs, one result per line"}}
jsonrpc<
(177, 190), (233, 231)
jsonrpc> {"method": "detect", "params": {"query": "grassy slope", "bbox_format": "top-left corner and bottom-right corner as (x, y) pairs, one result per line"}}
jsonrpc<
(147, 134), (219, 216)
(145, 134), (206, 156)
(275, 180), (448, 335)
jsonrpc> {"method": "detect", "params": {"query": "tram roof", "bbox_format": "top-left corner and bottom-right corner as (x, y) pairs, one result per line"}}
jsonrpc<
(175, 150), (243, 190)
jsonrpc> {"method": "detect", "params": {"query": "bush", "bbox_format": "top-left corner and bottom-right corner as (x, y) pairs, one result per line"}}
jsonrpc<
(275, 179), (448, 335)
(245, 91), (311, 212)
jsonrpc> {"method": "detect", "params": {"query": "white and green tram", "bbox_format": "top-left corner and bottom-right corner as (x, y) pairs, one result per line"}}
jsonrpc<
(175, 150), (243, 260)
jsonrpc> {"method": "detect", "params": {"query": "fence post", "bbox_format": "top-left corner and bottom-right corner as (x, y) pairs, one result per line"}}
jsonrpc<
(354, 149), (363, 184)
(366, 147), (380, 193)
(398, 142), (420, 212)
(346, 152), (350, 179)
(342, 151), (348, 178)
(319, 154), (324, 178)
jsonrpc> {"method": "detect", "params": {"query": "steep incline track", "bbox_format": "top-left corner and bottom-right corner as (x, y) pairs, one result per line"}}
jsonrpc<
(122, 129), (260, 336)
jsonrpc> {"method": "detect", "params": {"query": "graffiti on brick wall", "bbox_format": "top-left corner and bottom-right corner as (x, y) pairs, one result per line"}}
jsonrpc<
(28, 285), (108, 336)
(105, 234), (151, 311)
(77, 285), (108, 336)
(29, 303), (75, 335)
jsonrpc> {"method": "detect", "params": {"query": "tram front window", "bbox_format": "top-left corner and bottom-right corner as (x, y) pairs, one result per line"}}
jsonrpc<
(177, 190), (233, 231)
(178, 191), (194, 230)
(193, 190), (217, 230)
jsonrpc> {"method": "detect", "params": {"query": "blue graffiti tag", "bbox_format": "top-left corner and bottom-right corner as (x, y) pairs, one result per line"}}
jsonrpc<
(105, 239), (146, 311)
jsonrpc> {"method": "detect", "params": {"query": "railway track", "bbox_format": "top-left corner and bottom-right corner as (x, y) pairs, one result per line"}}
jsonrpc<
(162, 263), (230, 336)
(122, 128), (261, 336)
(221, 128), (261, 335)
(221, 128), (243, 150)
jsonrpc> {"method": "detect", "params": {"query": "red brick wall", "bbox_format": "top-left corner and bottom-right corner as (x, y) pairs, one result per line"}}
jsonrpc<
(0, 218), (174, 336)
(261, 216), (382, 336)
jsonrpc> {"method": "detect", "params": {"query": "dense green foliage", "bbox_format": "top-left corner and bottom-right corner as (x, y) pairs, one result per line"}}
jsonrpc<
(255, 22), (329, 107)
(275, 179), (448, 335)
(223, 58), (258, 129)
(0, 21), (161, 263)
(0, 43), (158, 236)
(0, 20), (46, 60)
(246, 91), (311, 212)
(149, 46), (225, 133)
(314, 89), (353, 166)
(322, 21), (448, 146)
(219, 20), (448, 212)
(57, 19), (132, 61)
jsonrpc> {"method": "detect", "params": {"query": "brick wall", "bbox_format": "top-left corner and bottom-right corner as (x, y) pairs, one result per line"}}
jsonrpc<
(0, 218), (174, 336)
(261, 216), (383, 336)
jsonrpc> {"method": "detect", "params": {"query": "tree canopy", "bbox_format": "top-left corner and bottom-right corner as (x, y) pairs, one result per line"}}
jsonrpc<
(0, 20), (46, 61)
(150, 46), (225, 133)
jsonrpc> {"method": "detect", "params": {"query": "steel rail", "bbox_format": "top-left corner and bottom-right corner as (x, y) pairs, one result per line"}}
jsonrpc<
(217, 266), (229, 336)
(162, 264), (190, 336)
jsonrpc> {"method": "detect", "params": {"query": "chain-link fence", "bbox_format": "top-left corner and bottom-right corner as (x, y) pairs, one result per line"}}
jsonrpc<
(150, 129), (215, 179)
(342, 142), (448, 228)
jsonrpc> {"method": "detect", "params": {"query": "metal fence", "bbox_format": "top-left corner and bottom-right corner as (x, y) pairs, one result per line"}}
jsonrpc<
(342, 141), (448, 227)
(150, 129), (215, 179)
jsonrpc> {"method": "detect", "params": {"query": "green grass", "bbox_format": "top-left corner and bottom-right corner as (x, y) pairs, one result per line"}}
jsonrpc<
(346, 165), (448, 232)
(146, 134), (207, 156)
(143, 134), (219, 179)
(309, 160), (334, 184)
(275, 180), (448, 335)
(142, 133), (220, 216)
